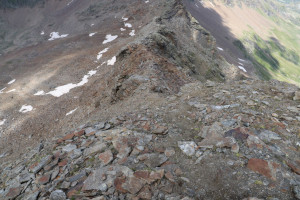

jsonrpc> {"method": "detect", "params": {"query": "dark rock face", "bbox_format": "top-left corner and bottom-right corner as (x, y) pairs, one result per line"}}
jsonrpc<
(0, 0), (44, 9)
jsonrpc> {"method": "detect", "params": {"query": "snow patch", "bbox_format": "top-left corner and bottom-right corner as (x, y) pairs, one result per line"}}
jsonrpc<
(66, 108), (78, 116)
(217, 47), (223, 51)
(48, 32), (69, 41)
(103, 34), (118, 44)
(0, 119), (6, 126)
(67, 0), (74, 6)
(91, 24), (95, 26)
(89, 32), (97, 37)
(124, 23), (132, 28)
(122, 17), (128, 21)
(34, 90), (46, 96)
(41, 31), (45, 35)
(120, 28), (126, 31)
(129, 30), (135, 36)
(238, 66), (247, 72)
(238, 62), (244, 66)
(6, 89), (16, 93)
(0, 88), (6, 94)
(97, 48), (109, 60)
(47, 70), (97, 97)
(209, 2), (215, 7)
(145, 0), (149, 3)
(238, 58), (246, 62)
(107, 56), (117, 66)
(19, 105), (33, 113)
(7, 79), (16, 85)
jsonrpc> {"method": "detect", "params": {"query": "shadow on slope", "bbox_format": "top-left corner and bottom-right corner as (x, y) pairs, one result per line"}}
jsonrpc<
(183, 0), (275, 80)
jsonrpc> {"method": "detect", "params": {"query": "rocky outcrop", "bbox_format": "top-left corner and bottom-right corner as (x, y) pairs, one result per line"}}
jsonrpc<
(1, 79), (300, 199)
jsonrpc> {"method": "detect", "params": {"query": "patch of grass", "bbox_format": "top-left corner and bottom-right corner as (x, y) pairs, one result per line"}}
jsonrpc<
(233, 3), (300, 86)
(240, 29), (300, 86)
(254, 180), (263, 185)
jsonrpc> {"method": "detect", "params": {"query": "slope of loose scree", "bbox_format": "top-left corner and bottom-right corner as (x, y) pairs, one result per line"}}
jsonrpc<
(0, 0), (300, 200)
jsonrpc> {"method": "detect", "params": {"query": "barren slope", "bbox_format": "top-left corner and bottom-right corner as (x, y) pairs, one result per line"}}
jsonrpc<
(0, 0), (299, 200)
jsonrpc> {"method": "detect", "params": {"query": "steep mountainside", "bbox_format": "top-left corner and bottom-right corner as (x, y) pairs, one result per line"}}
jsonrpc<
(0, 0), (299, 200)
(184, 0), (300, 86)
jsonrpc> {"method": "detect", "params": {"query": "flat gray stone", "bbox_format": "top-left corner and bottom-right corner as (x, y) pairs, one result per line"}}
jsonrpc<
(62, 144), (77, 152)
(221, 119), (237, 127)
(144, 153), (168, 168)
(67, 170), (87, 183)
(258, 130), (281, 143)
(50, 190), (66, 200)
(82, 168), (108, 191)
(31, 155), (52, 174)
(24, 191), (40, 200)
(84, 141), (106, 156)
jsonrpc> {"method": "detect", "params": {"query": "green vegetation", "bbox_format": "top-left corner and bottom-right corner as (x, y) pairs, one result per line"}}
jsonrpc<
(233, 0), (300, 86)
(241, 30), (300, 86)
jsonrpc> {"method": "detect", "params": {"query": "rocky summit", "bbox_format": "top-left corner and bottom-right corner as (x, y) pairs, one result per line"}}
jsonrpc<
(0, 0), (299, 200)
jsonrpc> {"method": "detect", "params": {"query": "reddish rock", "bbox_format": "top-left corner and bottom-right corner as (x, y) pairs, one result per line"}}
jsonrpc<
(104, 136), (113, 141)
(117, 157), (128, 165)
(63, 133), (75, 141)
(142, 121), (151, 131)
(67, 182), (83, 198)
(74, 130), (85, 137)
(275, 122), (286, 129)
(82, 140), (94, 148)
(165, 171), (175, 182)
(122, 176), (146, 194)
(99, 150), (113, 166)
(149, 169), (164, 181)
(137, 185), (152, 200)
(134, 170), (150, 180)
(287, 161), (300, 175)
(56, 138), (64, 144)
(164, 148), (175, 157)
(5, 187), (22, 199)
(154, 146), (165, 153)
(86, 131), (96, 136)
(161, 161), (173, 166)
(114, 176), (127, 193)
(137, 154), (148, 161)
(38, 174), (51, 185)
(58, 159), (68, 167)
(247, 158), (279, 180)
(53, 151), (61, 159)
(29, 162), (39, 171)
(113, 138), (132, 158)
(174, 168), (183, 176)
(152, 125), (168, 135)
(225, 127), (249, 142)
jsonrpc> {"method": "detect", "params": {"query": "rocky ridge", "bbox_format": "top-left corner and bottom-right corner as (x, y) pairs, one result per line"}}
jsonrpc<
(1, 79), (300, 200)
(0, 0), (299, 199)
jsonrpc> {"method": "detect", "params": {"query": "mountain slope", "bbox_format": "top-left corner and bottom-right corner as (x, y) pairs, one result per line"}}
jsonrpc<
(0, 0), (300, 200)
(184, 0), (300, 86)
(0, 0), (236, 163)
